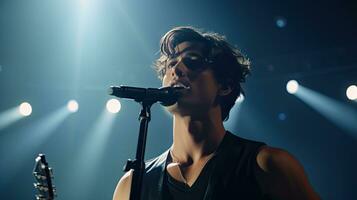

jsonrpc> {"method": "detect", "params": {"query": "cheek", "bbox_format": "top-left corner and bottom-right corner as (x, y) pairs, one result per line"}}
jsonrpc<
(197, 82), (218, 99)
(162, 74), (170, 87)
(193, 73), (219, 99)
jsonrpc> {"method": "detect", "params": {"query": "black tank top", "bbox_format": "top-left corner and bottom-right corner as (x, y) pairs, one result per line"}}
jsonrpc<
(140, 131), (271, 200)
(165, 152), (216, 200)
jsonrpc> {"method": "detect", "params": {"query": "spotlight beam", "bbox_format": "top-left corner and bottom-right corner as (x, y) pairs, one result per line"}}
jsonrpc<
(70, 109), (116, 199)
(296, 86), (357, 137)
(0, 107), (23, 131)
(1, 106), (71, 184)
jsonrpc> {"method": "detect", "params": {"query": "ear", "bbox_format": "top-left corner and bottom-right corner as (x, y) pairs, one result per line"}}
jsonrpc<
(218, 83), (232, 97)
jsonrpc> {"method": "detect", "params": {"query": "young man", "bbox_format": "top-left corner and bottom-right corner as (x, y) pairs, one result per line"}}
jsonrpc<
(113, 26), (320, 200)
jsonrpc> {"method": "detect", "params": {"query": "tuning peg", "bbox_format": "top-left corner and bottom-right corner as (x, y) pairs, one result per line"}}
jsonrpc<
(33, 182), (49, 192)
(49, 167), (54, 178)
(33, 182), (43, 189)
(33, 172), (47, 181)
(52, 185), (56, 194)
(35, 194), (47, 200)
(33, 172), (40, 180)
(53, 191), (57, 197)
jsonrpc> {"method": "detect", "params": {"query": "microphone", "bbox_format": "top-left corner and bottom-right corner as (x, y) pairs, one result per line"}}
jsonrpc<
(108, 85), (188, 106)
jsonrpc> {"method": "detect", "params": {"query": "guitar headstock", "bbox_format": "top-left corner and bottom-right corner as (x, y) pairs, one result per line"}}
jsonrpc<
(33, 154), (56, 200)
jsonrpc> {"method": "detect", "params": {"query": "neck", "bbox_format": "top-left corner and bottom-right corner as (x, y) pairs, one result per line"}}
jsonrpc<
(170, 108), (226, 164)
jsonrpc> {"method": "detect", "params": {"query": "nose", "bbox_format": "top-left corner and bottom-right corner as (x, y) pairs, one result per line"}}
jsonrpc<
(170, 58), (186, 78)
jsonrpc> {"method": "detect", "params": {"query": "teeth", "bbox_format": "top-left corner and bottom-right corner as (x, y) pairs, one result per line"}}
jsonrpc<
(173, 83), (190, 89)
(173, 83), (184, 87)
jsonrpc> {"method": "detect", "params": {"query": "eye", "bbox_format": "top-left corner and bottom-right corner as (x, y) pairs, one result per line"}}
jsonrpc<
(186, 55), (200, 60)
(167, 60), (178, 68)
(182, 55), (205, 70)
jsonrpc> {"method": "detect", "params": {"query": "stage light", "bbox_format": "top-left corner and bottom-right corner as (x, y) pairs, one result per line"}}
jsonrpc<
(19, 102), (32, 116)
(67, 100), (79, 112)
(278, 113), (287, 121)
(275, 16), (287, 28)
(106, 99), (121, 113)
(346, 85), (357, 100)
(286, 80), (299, 94)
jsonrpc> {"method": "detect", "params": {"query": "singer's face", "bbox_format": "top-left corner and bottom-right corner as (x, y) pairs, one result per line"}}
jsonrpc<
(162, 42), (221, 116)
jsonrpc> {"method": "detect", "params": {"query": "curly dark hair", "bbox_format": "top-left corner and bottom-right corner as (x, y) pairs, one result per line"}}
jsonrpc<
(154, 26), (251, 121)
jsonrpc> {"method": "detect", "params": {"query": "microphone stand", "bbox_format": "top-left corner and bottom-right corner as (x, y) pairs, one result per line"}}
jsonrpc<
(123, 100), (154, 200)
(109, 85), (184, 200)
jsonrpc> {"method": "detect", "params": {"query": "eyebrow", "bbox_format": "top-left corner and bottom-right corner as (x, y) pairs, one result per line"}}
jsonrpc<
(172, 46), (203, 58)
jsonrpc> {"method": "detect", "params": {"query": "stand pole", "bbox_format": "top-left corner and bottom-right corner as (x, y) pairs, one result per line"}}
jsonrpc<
(123, 101), (153, 200)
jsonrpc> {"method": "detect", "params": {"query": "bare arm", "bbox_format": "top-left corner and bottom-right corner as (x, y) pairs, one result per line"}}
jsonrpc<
(113, 170), (132, 200)
(256, 146), (321, 200)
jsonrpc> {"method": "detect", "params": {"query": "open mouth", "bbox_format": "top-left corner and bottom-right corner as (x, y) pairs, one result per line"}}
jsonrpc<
(171, 82), (191, 90)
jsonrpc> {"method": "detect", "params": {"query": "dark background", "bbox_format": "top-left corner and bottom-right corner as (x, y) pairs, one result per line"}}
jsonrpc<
(0, 0), (356, 199)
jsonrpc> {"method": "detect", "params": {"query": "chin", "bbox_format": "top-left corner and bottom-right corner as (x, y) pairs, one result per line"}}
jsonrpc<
(166, 98), (208, 117)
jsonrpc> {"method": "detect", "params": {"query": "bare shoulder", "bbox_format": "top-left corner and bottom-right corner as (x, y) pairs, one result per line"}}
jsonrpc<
(113, 170), (133, 200)
(255, 146), (321, 200)
(256, 146), (299, 173)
